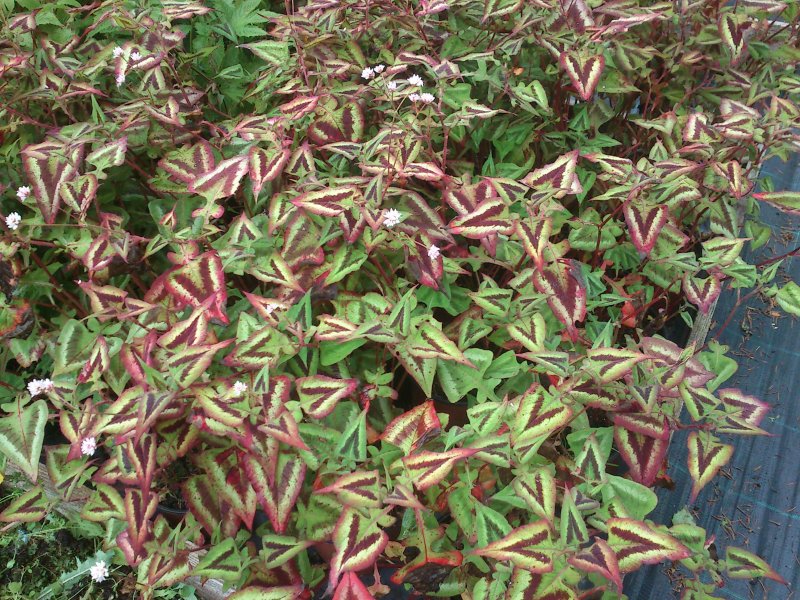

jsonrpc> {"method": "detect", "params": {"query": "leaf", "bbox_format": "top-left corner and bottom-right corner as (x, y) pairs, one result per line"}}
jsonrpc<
(241, 39), (290, 65)
(159, 141), (215, 183)
(330, 509), (388, 589)
(718, 13), (749, 65)
(532, 262), (586, 340)
(776, 281), (800, 316)
(165, 341), (232, 388)
(512, 468), (557, 523)
(308, 104), (365, 144)
(81, 483), (124, 522)
(296, 376), (358, 419)
(514, 218), (552, 271)
(193, 537), (243, 580)
(559, 52), (605, 101)
(402, 448), (478, 491)
(718, 388), (769, 427)
(568, 538), (621, 590)
(512, 387), (573, 453)
(250, 146), (290, 197)
(164, 251), (228, 324)
(623, 203), (668, 255)
(683, 274), (722, 314)
(228, 587), (305, 600)
(380, 400), (441, 454)
(607, 518), (690, 572)
(559, 488), (588, 545)
(409, 321), (472, 365)
(189, 155), (249, 202)
(614, 427), (668, 487)
(21, 139), (84, 224)
(0, 485), (48, 523)
(390, 344), (436, 397)
(448, 197), (512, 239)
(86, 137), (127, 176)
(521, 151), (581, 197)
(687, 432), (734, 502)
(472, 521), (553, 572)
(0, 400), (47, 482)
(317, 470), (381, 508)
(725, 546), (787, 583)
(291, 186), (361, 217)
(260, 535), (313, 569)
(333, 572), (376, 600)
(244, 452), (305, 535)
(585, 348), (649, 383)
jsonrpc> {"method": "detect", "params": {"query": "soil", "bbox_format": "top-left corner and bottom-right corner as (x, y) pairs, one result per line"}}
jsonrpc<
(154, 456), (198, 511)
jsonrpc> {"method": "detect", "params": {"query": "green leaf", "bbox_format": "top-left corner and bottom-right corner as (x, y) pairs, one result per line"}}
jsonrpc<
(725, 546), (786, 583)
(776, 281), (800, 316)
(0, 400), (47, 482)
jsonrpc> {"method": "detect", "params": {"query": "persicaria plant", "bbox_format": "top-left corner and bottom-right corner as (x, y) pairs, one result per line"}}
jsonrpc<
(1, 0), (799, 598)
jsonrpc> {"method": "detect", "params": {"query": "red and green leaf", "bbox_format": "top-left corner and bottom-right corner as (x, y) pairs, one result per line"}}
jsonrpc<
(244, 452), (306, 534)
(512, 468), (556, 523)
(316, 470), (381, 508)
(0, 485), (48, 523)
(329, 509), (388, 589)
(623, 203), (668, 255)
(607, 518), (690, 572)
(567, 538), (622, 590)
(164, 251), (228, 324)
(189, 155), (249, 201)
(559, 53), (605, 101)
(296, 375), (358, 419)
(614, 427), (668, 487)
(402, 448), (477, 491)
(472, 521), (553, 572)
(687, 432), (734, 502)
(380, 400), (441, 454)
(21, 139), (85, 224)
(532, 261), (586, 340)
(725, 546), (787, 584)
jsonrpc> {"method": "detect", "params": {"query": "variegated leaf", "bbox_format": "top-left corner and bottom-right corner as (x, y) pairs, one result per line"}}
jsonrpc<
(165, 251), (228, 324)
(719, 13), (749, 65)
(472, 521), (553, 572)
(329, 508), (388, 589)
(559, 53), (605, 101)
(683, 274), (722, 314)
(21, 139), (85, 224)
(448, 196), (512, 240)
(291, 186), (361, 217)
(244, 452), (306, 534)
(567, 538), (622, 590)
(613, 427), (668, 487)
(296, 375), (357, 419)
(585, 348), (649, 384)
(317, 470), (382, 508)
(607, 518), (690, 572)
(726, 546), (787, 583)
(687, 432), (734, 502)
(403, 448), (477, 491)
(189, 154), (249, 201)
(512, 468), (556, 523)
(0, 485), (48, 523)
(623, 204), (668, 255)
(532, 261), (586, 340)
(379, 400), (441, 454)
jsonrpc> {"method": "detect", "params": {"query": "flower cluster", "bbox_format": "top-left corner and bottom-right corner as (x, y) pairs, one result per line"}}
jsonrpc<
(81, 437), (97, 456)
(27, 378), (54, 396)
(361, 63), (386, 80)
(383, 208), (402, 228)
(90, 560), (109, 583)
(5, 212), (21, 230)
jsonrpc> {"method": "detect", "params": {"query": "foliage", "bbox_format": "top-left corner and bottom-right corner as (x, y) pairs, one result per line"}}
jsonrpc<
(0, 0), (798, 598)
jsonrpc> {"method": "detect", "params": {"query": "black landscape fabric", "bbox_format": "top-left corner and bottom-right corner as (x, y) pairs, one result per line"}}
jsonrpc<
(623, 156), (800, 599)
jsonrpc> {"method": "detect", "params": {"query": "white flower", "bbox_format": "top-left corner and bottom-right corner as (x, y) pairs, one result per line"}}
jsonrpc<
(90, 560), (109, 583)
(115, 73), (125, 87)
(407, 74), (424, 86)
(27, 378), (54, 396)
(130, 51), (141, 62)
(5, 212), (21, 230)
(265, 303), (279, 315)
(112, 46), (123, 58)
(386, 81), (397, 91)
(361, 67), (375, 80)
(420, 92), (435, 104)
(16, 186), (30, 201)
(427, 245), (441, 260)
(408, 93), (421, 102)
(232, 381), (248, 397)
(374, 64), (385, 73)
(384, 208), (402, 228)
(81, 437), (97, 457)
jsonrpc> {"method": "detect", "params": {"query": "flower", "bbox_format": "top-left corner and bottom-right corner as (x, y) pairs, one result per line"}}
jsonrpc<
(408, 93), (421, 102)
(420, 92), (435, 104)
(130, 51), (141, 62)
(427, 244), (441, 260)
(232, 381), (247, 397)
(407, 74), (424, 86)
(90, 560), (109, 583)
(361, 67), (375, 80)
(112, 46), (123, 58)
(384, 208), (402, 228)
(5, 212), (21, 230)
(115, 73), (125, 87)
(386, 81), (397, 91)
(27, 378), (54, 396)
(265, 303), (279, 315)
(16, 186), (30, 201)
(374, 64), (385, 73)
(81, 437), (97, 456)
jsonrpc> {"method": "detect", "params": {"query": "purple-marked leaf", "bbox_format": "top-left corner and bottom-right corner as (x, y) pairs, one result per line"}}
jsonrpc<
(296, 375), (357, 419)
(261, 535), (313, 569)
(380, 400), (441, 454)
(391, 344), (436, 397)
(183, 475), (227, 535)
(240, 40), (290, 66)
(448, 196), (512, 240)
(164, 340), (232, 388)
(409, 321), (471, 365)
(202, 452), (258, 530)
(189, 154), (249, 201)
(62, 174), (98, 216)
(623, 203), (668, 255)
(279, 95), (319, 119)
(258, 411), (309, 451)
(608, 519), (690, 572)
(726, 546), (787, 583)
(333, 572), (375, 600)
(22, 139), (85, 224)
(482, 0), (522, 22)
(568, 538), (622, 590)
(403, 448), (478, 491)
(403, 162), (446, 182)
(159, 141), (215, 183)
(719, 13), (749, 65)
(752, 190), (800, 215)
(469, 434), (511, 468)
(512, 468), (556, 523)
(521, 151), (581, 196)
(79, 281), (128, 320)
(81, 483), (124, 523)
(514, 218), (552, 271)
(77, 336), (110, 384)
(317, 471), (381, 508)
(123, 489), (157, 559)
(223, 326), (296, 370)
(291, 185), (361, 217)
(687, 432), (734, 502)
(193, 537), (243, 580)
(329, 509), (388, 589)
(282, 212), (325, 268)
(718, 388), (769, 427)
(505, 569), (573, 600)
(0, 399), (47, 482)
(513, 387), (573, 448)
(0, 485), (47, 523)
(308, 104), (365, 145)
(575, 433), (607, 481)
(248, 253), (303, 291)
(559, 52), (605, 101)
(157, 298), (212, 349)
(228, 586), (304, 600)
(86, 137), (127, 175)
(614, 412), (669, 440)
(250, 146), (290, 197)
(682, 112), (719, 143)
(165, 251), (228, 324)
(614, 427), (668, 486)
(713, 160), (751, 198)
(583, 152), (634, 181)
(532, 261), (586, 340)
(472, 521), (553, 572)
(680, 383), (720, 421)
(507, 313), (547, 352)
(683, 274), (722, 314)
(585, 348), (649, 383)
